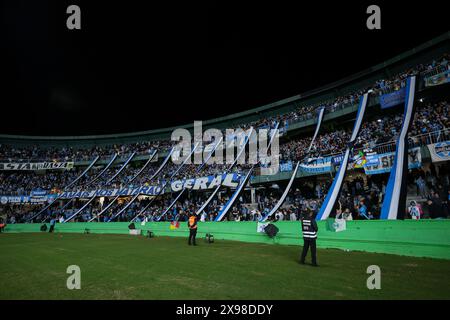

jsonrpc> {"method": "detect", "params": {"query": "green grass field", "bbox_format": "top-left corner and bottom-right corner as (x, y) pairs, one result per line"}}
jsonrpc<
(1, 233), (450, 299)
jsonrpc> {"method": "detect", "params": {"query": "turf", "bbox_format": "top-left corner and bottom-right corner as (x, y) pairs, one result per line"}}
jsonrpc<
(1, 233), (449, 299)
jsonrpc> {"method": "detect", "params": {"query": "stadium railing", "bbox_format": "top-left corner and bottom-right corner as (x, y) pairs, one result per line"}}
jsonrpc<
(421, 64), (448, 78)
(411, 129), (449, 146)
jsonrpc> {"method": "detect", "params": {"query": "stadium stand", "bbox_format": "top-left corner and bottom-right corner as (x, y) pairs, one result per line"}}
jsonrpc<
(1, 35), (449, 224)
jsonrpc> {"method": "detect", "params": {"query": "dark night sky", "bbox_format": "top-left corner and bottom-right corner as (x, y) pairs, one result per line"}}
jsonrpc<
(0, 1), (449, 136)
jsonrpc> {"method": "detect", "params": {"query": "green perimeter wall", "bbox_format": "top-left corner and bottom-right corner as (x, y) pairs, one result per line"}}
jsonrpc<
(4, 220), (450, 260)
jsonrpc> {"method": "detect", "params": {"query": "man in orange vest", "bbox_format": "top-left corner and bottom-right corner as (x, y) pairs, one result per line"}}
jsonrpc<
(188, 212), (198, 246)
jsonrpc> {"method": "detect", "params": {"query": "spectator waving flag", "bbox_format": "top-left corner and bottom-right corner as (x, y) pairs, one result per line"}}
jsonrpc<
(169, 221), (180, 230)
(352, 150), (367, 169)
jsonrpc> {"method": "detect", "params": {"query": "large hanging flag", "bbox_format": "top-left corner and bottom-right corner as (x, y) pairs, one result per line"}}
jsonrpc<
(380, 76), (417, 220)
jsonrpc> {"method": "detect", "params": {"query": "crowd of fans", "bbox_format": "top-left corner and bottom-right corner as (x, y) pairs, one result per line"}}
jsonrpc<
(1, 160), (448, 224)
(281, 100), (449, 162)
(0, 140), (168, 163)
(409, 163), (450, 219)
(0, 98), (448, 199)
(1, 53), (448, 163)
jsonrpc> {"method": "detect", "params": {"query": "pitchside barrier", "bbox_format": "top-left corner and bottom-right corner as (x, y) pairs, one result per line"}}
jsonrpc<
(3, 220), (450, 260)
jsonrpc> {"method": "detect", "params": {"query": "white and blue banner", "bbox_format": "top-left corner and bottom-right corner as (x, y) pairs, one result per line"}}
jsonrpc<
(0, 161), (74, 171)
(299, 157), (332, 174)
(427, 141), (450, 162)
(331, 154), (344, 165)
(381, 77), (416, 220)
(316, 93), (369, 221)
(171, 173), (240, 192)
(280, 161), (293, 172)
(1, 195), (56, 204)
(364, 147), (421, 175)
(2, 173), (243, 203)
(30, 190), (48, 197)
(59, 185), (163, 199)
(333, 151), (378, 167)
(379, 88), (406, 109)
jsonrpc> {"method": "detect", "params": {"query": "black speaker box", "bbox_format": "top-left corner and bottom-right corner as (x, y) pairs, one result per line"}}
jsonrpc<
(264, 224), (279, 238)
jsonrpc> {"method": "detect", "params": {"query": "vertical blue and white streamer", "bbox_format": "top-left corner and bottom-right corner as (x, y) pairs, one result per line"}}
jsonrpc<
(260, 161), (300, 221)
(195, 136), (223, 174)
(381, 76), (416, 220)
(147, 147), (175, 182)
(307, 107), (325, 154)
(84, 153), (119, 187)
(316, 93), (369, 221)
(127, 143), (200, 222)
(106, 152), (136, 185)
(29, 155), (101, 222)
(128, 149), (157, 183)
(65, 196), (96, 222)
(64, 153), (129, 222)
(65, 156), (101, 189)
(100, 147), (177, 222)
(159, 137), (224, 220)
(91, 147), (174, 223)
(215, 166), (254, 221)
(88, 150), (157, 222)
(195, 127), (256, 216)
